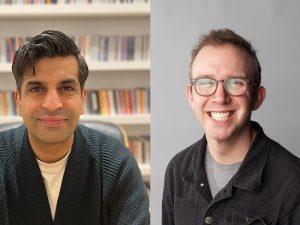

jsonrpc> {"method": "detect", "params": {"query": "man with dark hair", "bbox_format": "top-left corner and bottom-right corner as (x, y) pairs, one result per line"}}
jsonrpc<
(0, 30), (149, 225)
(162, 28), (300, 224)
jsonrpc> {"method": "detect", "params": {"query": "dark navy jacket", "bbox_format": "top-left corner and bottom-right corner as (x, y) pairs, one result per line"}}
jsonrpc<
(162, 122), (300, 225)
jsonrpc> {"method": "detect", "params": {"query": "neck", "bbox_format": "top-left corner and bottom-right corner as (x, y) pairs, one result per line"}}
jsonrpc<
(28, 133), (73, 163)
(207, 125), (256, 165)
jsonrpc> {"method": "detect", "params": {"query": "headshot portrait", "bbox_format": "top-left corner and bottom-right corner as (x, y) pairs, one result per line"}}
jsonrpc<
(151, 0), (300, 224)
(0, 2), (150, 224)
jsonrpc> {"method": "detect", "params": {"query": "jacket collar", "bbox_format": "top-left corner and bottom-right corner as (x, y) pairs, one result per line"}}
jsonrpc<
(230, 121), (270, 192)
(183, 136), (213, 202)
(15, 126), (89, 224)
(183, 121), (270, 196)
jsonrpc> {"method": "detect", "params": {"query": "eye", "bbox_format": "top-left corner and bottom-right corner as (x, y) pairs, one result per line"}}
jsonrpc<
(29, 86), (44, 93)
(228, 79), (246, 87)
(60, 86), (74, 92)
(197, 79), (215, 87)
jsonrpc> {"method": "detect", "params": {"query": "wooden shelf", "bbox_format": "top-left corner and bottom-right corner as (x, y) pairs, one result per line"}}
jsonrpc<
(0, 4), (150, 18)
(0, 114), (150, 125)
(80, 114), (150, 125)
(88, 61), (150, 71)
(0, 116), (22, 124)
(0, 61), (150, 73)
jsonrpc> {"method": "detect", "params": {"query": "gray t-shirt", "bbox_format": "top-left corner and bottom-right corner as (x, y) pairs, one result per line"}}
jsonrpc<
(204, 150), (242, 198)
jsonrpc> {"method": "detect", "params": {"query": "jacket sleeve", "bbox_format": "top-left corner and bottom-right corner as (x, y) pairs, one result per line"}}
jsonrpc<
(107, 146), (150, 225)
(162, 161), (175, 225)
(0, 133), (10, 225)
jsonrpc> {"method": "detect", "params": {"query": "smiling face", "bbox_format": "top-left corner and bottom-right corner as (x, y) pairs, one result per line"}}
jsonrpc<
(187, 44), (265, 144)
(15, 56), (86, 150)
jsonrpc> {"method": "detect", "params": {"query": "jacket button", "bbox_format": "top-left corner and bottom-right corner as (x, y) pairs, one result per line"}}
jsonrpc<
(245, 216), (253, 223)
(204, 216), (213, 224)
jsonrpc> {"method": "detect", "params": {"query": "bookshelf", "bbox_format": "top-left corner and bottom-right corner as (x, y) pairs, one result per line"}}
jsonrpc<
(0, 115), (150, 125)
(0, 3), (150, 178)
(0, 61), (150, 73)
(0, 4), (150, 18)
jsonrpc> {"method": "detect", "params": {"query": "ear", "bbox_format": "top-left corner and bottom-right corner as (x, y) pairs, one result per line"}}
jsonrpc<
(14, 90), (22, 117)
(252, 86), (266, 111)
(186, 84), (195, 109)
(80, 88), (87, 115)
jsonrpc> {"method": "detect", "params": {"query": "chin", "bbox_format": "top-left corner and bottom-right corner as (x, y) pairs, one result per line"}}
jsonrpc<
(210, 135), (231, 142)
(34, 130), (72, 144)
(205, 128), (233, 141)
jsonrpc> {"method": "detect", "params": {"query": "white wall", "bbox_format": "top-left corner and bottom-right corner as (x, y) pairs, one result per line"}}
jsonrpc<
(151, 0), (300, 223)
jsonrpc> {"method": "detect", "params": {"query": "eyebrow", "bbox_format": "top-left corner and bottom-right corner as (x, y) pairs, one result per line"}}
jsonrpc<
(24, 78), (79, 87)
(192, 74), (247, 80)
(60, 79), (80, 85)
(24, 80), (43, 87)
(190, 75), (212, 80)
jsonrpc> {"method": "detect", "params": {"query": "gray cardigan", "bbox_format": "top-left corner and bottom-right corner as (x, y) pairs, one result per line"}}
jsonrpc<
(0, 125), (149, 225)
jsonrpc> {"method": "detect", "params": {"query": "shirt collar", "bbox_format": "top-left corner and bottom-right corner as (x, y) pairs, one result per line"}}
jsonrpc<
(183, 121), (270, 193)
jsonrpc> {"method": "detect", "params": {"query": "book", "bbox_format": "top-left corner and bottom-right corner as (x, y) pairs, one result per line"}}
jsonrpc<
(0, 34), (149, 63)
(85, 88), (150, 116)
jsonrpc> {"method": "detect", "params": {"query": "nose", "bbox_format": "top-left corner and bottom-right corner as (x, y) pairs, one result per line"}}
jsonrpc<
(211, 82), (230, 104)
(42, 89), (63, 111)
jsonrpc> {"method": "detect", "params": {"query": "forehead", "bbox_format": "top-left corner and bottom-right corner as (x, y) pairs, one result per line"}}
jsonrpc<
(191, 44), (251, 78)
(23, 56), (79, 84)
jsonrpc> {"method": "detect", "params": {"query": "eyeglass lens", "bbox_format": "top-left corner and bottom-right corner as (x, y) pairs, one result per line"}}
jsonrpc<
(194, 78), (248, 96)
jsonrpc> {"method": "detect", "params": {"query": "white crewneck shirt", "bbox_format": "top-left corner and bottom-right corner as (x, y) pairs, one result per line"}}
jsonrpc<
(37, 150), (71, 220)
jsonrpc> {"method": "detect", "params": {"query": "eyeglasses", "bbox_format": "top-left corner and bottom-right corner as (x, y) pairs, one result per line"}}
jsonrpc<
(190, 77), (257, 96)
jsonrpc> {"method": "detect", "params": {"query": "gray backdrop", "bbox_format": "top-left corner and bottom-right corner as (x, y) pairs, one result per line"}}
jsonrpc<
(151, 0), (300, 224)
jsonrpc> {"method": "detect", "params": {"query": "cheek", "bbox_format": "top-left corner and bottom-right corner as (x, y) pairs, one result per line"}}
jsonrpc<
(192, 95), (206, 108)
(236, 97), (253, 116)
(66, 98), (85, 114)
(20, 99), (39, 115)
(191, 98), (207, 118)
(80, 101), (85, 114)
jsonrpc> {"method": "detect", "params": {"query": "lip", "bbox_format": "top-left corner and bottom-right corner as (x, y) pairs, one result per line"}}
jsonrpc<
(38, 116), (66, 127)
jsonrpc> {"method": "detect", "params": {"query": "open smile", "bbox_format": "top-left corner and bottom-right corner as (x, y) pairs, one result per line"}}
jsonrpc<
(209, 111), (234, 121)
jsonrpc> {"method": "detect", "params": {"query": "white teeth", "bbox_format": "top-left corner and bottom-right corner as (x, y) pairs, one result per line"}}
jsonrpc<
(211, 112), (230, 121)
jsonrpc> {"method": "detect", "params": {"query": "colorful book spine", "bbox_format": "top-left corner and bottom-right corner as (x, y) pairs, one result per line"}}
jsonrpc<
(0, 91), (16, 116)
(85, 88), (150, 116)
(128, 136), (150, 165)
(0, 34), (149, 63)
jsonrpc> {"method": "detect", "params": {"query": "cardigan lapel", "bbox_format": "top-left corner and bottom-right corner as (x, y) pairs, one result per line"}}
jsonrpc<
(54, 128), (90, 225)
(16, 131), (53, 225)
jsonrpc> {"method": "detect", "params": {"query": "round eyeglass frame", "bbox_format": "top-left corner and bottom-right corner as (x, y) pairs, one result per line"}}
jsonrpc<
(190, 78), (258, 96)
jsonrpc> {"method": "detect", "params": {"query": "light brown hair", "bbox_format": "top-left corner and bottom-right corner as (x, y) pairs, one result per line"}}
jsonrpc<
(189, 28), (261, 88)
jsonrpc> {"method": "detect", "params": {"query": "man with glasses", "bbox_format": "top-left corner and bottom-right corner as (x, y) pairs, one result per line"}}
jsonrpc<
(162, 28), (300, 225)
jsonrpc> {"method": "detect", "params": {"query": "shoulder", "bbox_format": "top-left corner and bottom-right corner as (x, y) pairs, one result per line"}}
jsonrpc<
(0, 126), (25, 185)
(77, 125), (145, 198)
(268, 138), (300, 176)
(252, 121), (300, 177)
(77, 124), (131, 159)
(77, 124), (138, 175)
(0, 125), (25, 156)
(168, 140), (201, 165)
(0, 127), (18, 146)
(165, 138), (204, 177)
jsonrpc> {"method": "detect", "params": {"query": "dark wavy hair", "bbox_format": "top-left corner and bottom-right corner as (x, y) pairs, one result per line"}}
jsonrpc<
(12, 30), (88, 92)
